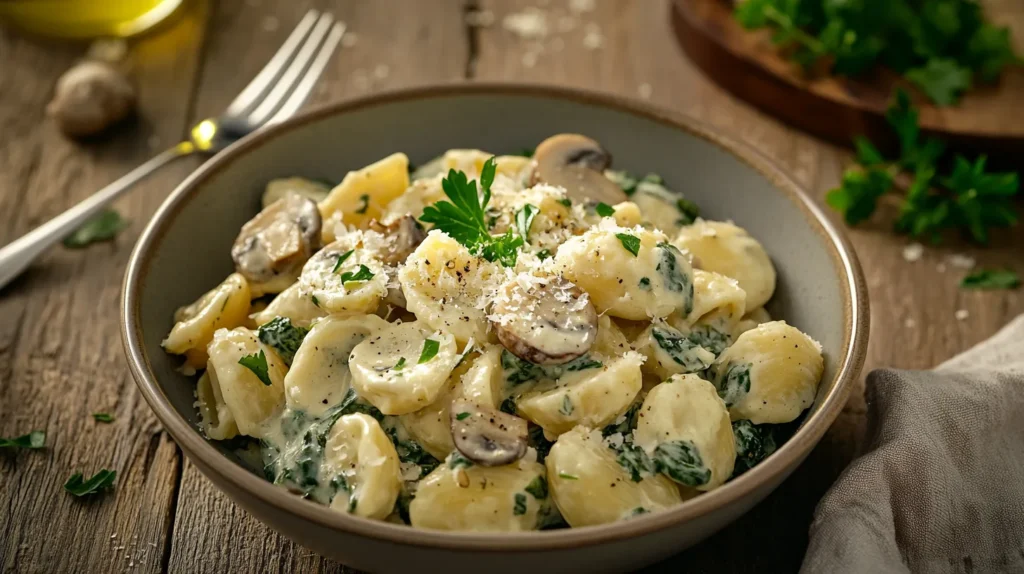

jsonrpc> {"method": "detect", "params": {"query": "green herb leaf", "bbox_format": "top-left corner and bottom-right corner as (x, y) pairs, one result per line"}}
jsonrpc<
(64, 469), (116, 497)
(393, 357), (407, 371)
(63, 209), (129, 248)
(92, 413), (115, 423)
(0, 430), (46, 450)
(826, 166), (893, 225)
(535, 248), (552, 261)
(419, 339), (440, 364)
(449, 452), (473, 469)
(557, 198), (572, 208)
(615, 233), (640, 257)
(513, 492), (528, 515)
(524, 475), (548, 499)
(515, 204), (539, 241)
(595, 202), (616, 217)
(456, 412), (471, 421)
(557, 472), (578, 480)
(355, 194), (370, 215)
(310, 295), (320, 307)
(238, 350), (272, 386)
(332, 250), (355, 273)
(559, 395), (574, 416)
(961, 269), (1020, 290)
(906, 58), (973, 106)
(854, 136), (884, 167)
(419, 158), (523, 267)
(257, 317), (309, 366)
(339, 264), (374, 285)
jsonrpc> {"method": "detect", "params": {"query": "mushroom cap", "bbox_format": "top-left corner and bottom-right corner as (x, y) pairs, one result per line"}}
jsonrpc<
(450, 400), (529, 467)
(490, 275), (599, 366)
(231, 194), (322, 284)
(530, 134), (626, 204)
(368, 215), (427, 266)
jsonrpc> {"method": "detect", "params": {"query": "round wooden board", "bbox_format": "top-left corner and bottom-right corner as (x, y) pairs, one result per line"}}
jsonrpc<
(671, 0), (1024, 160)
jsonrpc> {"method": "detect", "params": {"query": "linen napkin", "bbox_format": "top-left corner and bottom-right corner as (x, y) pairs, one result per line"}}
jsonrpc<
(802, 314), (1024, 573)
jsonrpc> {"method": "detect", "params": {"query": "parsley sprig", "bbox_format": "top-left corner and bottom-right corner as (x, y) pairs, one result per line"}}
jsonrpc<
(420, 157), (524, 267)
(826, 89), (1019, 244)
(735, 0), (1022, 106)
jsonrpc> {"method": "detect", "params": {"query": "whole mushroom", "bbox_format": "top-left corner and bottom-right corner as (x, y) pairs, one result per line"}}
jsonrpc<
(231, 194), (322, 291)
(530, 134), (626, 204)
(47, 60), (135, 138)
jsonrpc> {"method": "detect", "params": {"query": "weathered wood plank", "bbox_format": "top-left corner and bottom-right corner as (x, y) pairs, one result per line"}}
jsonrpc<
(0, 2), (209, 573)
(164, 2), (468, 572)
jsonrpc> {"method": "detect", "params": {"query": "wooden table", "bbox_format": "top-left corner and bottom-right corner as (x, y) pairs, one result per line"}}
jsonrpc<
(1, 1), (1021, 571)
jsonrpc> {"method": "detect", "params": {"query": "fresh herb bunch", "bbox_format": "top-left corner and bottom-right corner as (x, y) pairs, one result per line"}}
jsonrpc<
(419, 157), (524, 267)
(735, 0), (1021, 105)
(826, 89), (1019, 244)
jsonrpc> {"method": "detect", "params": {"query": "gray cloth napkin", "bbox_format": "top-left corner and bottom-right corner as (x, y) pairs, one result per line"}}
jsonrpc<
(802, 314), (1024, 574)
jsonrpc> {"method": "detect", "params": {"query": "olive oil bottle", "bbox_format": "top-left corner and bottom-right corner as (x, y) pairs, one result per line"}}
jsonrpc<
(0, 0), (183, 38)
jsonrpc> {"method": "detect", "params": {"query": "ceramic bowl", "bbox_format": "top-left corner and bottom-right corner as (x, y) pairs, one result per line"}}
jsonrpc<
(122, 84), (868, 573)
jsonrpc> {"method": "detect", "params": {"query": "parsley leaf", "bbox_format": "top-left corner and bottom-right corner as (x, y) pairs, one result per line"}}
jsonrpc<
(92, 413), (115, 423)
(332, 250), (354, 273)
(595, 202), (616, 217)
(515, 204), (539, 241)
(64, 469), (116, 497)
(418, 339), (440, 363)
(456, 412), (471, 421)
(0, 430), (46, 450)
(238, 350), (272, 386)
(355, 194), (370, 215)
(340, 264), (374, 285)
(906, 59), (973, 106)
(420, 158), (523, 267)
(826, 166), (893, 225)
(615, 233), (641, 257)
(393, 357), (407, 371)
(961, 269), (1020, 290)
(63, 209), (129, 248)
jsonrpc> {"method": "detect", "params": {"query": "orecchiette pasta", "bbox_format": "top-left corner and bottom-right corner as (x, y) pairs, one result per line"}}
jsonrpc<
(672, 219), (776, 309)
(164, 135), (825, 532)
(712, 321), (824, 424)
(546, 426), (684, 527)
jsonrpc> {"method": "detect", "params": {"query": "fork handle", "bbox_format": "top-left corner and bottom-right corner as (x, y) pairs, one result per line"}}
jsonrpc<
(0, 142), (195, 291)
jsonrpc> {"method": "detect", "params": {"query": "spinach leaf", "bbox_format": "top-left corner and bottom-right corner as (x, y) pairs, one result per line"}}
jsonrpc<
(64, 469), (116, 496)
(652, 440), (711, 487)
(732, 420), (778, 476)
(716, 362), (752, 407)
(257, 317), (309, 365)
(652, 326), (714, 372)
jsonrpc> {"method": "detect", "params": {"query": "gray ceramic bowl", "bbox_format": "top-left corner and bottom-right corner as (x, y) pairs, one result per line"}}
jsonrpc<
(122, 84), (868, 573)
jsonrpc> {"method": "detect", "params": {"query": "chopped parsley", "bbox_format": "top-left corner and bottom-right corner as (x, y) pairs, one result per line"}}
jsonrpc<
(449, 452), (473, 469)
(961, 269), (1020, 290)
(455, 412), (471, 421)
(92, 413), (115, 423)
(332, 249), (355, 273)
(638, 277), (651, 289)
(557, 198), (572, 208)
(64, 469), (116, 497)
(615, 232), (640, 257)
(595, 202), (616, 217)
(238, 349), (272, 386)
(311, 295), (320, 307)
(418, 338), (440, 363)
(63, 209), (129, 248)
(557, 472), (579, 480)
(0, 430), (46, 450)
(393, 357), (407, 371)
(513, 492), (528, 516)
(355, 194), (370, 214)
(535, 248), (552, 260)
(515, 204), (539, 242)
(419, 157), (523, 267)
(339, 264), (374, 285)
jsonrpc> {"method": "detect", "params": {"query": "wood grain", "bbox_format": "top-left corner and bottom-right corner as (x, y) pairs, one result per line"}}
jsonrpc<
(0, 2), (209, 573)
(672, 0), (1024, 159)
(0, 0), (1021, 572)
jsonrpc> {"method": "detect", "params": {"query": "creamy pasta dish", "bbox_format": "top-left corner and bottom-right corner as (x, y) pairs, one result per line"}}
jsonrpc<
(162, 134), (824, 531)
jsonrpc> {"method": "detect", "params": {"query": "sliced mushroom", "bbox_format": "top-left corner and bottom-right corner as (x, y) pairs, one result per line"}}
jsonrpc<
(530, 134), (626, 204)
(231, 194), (322, 285)
(368, 215), (427, 266)
(489, 275), (598, 365)
(450, 399), (528, 467)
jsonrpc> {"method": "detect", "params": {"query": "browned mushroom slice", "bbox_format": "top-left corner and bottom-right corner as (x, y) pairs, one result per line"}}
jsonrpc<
(530, 134), (626, 204)
(231, 194), (322, 285)
(489, 275), (598, 366)
(368, 215), (427, 266)
(450, 400), (528, 467)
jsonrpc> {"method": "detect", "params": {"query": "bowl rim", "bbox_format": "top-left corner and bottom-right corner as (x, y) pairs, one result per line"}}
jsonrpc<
(121, 82), (869, 552)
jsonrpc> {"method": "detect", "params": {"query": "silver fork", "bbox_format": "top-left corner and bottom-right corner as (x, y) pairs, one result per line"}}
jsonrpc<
(0, 10), (345, 291)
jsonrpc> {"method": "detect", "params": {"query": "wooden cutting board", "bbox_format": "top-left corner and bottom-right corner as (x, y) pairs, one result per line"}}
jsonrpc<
(671, 0), (1024, 160)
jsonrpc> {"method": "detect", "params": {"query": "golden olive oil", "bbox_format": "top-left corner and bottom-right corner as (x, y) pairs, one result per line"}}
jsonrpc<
(0, 0), (183, 38)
